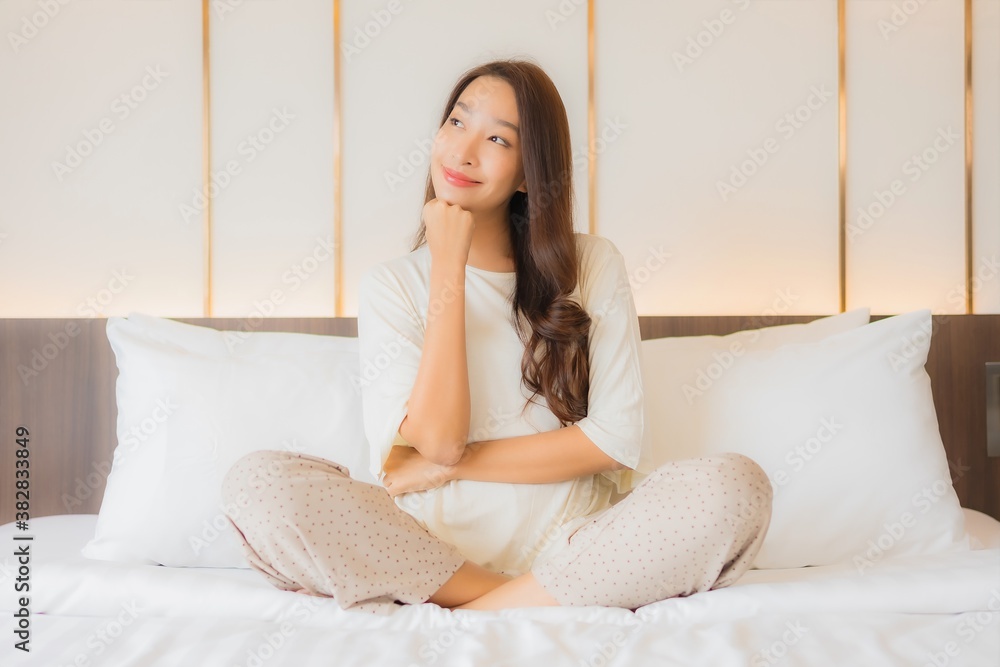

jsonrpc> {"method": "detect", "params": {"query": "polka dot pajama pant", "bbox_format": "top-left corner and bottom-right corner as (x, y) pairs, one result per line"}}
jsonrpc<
(220, 450), (772, 613)
(530, 451), (773, 608)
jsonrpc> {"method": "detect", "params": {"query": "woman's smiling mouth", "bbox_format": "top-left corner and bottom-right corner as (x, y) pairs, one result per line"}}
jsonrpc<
(442, 166), (481, 187)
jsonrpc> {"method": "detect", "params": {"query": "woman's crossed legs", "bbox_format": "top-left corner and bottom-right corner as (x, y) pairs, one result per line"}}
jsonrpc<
(221, 450), (771, 613)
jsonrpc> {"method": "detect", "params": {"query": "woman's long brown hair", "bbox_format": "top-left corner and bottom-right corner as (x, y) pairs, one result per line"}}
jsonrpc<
(409, 59), (591, 427)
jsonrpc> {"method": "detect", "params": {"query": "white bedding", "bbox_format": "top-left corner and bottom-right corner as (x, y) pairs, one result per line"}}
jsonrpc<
(2, 510), (999, 666)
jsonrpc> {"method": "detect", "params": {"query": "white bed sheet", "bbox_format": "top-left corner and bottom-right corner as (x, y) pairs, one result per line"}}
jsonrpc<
(2, 510), (999, 666)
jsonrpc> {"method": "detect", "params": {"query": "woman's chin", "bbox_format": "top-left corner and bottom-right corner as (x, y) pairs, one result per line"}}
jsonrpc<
(434, 189), (477, 210)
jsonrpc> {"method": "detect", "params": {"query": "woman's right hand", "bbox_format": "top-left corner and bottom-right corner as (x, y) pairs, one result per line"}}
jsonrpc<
(422, 198), (475, 271)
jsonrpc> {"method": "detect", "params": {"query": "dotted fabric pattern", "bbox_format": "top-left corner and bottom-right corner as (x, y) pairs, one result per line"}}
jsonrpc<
(221, 450), (466, 614)
(221, 450), (772, 613)
(531, 452), (774, 609)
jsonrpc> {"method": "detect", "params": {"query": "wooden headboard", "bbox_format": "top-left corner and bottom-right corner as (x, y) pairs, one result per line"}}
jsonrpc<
(2, 314), (998, 524)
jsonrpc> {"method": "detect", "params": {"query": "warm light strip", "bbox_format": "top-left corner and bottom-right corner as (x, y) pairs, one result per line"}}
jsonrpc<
(838, 0), (846, 314)
(964, 0), (974, 314)
(201, 0), (213, 316)
(333, 0), (343, 317)
(587, 0), (596, 236)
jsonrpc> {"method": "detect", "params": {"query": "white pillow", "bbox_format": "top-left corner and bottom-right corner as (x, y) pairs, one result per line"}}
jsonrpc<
(638, 308), (871, 472)
(644, 309), (968, 569)
(81, 313), (372, 568)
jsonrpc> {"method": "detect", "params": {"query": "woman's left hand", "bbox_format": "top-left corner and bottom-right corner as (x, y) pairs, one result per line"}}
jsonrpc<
(381, 445), (456, 497)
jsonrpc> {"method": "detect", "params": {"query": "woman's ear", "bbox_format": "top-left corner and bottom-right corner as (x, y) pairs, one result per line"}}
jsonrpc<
(517, 179), (527, 194)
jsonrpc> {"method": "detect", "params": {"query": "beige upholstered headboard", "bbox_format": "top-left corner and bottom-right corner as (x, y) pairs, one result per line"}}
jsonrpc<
(1, 314), (997, 524)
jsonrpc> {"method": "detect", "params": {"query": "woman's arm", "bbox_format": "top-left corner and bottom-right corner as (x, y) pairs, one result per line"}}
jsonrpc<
(397, 260), (470, 466)
(448, 425), (626, 484)
(396, 199), (478, 467)
(381, 425), (626, 497)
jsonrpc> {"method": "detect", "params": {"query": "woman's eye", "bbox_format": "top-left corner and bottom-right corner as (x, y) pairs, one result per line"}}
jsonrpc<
(448, 117), (464, 128)
(490, 136), (510, 147)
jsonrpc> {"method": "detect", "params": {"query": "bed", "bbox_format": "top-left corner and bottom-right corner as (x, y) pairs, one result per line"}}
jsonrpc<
(2, 311), (999, 666)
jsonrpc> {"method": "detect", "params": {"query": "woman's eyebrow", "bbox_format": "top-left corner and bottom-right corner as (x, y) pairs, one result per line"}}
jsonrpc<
(455, 101), (519, 134)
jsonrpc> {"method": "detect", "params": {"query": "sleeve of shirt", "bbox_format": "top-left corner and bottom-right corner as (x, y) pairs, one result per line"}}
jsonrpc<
(574, 238), (649, 495)
(356, 264), (424, 483)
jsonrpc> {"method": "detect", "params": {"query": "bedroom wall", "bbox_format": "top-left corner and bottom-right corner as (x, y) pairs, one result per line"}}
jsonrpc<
(0, 0), (996, 318)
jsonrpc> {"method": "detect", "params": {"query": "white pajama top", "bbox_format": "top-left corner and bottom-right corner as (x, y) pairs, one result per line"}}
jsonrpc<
(356, 232), (649, 576)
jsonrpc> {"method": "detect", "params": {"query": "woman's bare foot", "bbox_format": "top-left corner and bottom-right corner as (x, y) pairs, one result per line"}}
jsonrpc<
(452, 572), (560, 610)
(289, 565), (558, 610)
(426, 561), (513, 608)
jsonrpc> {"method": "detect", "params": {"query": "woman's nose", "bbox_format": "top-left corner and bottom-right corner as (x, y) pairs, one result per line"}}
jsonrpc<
(450, 133), (476, 166)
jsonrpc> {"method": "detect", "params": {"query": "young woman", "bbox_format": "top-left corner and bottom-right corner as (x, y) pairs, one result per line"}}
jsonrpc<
(222, 59), (773, 614)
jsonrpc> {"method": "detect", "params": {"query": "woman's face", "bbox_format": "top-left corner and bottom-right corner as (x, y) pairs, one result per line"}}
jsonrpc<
(430, 75), (527, 214)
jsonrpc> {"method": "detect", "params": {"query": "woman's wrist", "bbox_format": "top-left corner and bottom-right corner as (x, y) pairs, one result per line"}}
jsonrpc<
(445, 442), (476, 482)
(429, 259), (467, 283)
